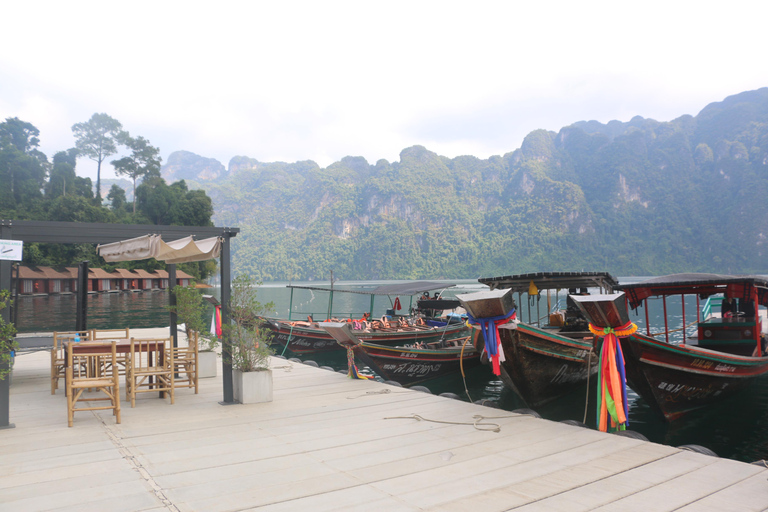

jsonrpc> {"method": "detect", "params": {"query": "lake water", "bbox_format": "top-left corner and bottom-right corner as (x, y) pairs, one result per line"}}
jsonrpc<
(13, 279), (768, 463)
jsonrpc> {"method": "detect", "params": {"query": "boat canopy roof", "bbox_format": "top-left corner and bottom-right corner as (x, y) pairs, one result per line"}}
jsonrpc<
(478, 271), (618, 293)
(286, 280), (455, 297)
(371, 281), (455, 296)
(614, 273), (768, 309)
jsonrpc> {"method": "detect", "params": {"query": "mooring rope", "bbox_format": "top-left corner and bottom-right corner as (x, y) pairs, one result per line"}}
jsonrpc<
(280, 323), (295, 357)
(347, 389), (399, 399)
(460, 336), (473, 402)
(583, 346), (592, 424)
(383, 412), (531, 433)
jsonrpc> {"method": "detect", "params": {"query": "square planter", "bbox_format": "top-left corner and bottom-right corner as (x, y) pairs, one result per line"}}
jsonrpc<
(233, 369), (273, 404)
(198, 350), (218, 379)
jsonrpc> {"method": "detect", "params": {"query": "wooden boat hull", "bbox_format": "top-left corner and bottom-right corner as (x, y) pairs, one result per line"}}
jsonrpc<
(619, 333), (768, 421)
(264, 319), (469, 355)
(352, 339), (480, 387)
(476, 323), (597, 407)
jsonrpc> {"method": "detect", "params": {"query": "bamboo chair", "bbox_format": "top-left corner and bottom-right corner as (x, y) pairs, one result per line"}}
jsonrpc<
(66, 340), (121, 427)
(171, 330), (199, 394)
(125, 337), (174, 407)
(91, 328), (130, 377)
(51, 331), (91, 394)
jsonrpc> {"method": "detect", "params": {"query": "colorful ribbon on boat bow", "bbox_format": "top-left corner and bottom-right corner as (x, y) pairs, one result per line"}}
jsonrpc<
(589, 321), (637, 432)
(466, 308), (516, 376)
(212, 305), (222, 337)
(346, 346), (372, 380)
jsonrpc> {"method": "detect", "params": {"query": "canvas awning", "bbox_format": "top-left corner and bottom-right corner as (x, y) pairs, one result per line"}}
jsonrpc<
(97, 234), (222, 263)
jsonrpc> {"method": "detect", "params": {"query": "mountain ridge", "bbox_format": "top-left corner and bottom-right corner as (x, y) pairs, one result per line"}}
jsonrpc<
(160, 87), (768, 280)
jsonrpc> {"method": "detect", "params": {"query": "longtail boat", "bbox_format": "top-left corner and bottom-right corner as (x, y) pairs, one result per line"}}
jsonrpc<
(459, 272), (618, 407)
(263, 280), (469, 355)
(320, 322), (479, 386)
(611, 273), (768, 421)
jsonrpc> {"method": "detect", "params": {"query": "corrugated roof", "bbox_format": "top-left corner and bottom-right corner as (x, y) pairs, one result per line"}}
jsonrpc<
(478, 272), (619, 293)
(153, 269), (196, 280)
(112, 268), (140, 278)
(18, 266), (76, 279)
(89, 268), (114, 279)
(17, 264), (199, 285)
(38, 267), (73, 279)
(614, 273), (768, 290)
(17, 266), (45, 279)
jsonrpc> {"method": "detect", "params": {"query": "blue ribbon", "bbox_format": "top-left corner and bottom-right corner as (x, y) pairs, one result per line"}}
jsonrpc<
(615, 338), (629, 427)
(466, 308), (516, 360)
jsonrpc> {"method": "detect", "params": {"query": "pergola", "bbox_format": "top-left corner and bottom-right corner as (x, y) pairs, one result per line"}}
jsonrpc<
(0, 220), (241, 428)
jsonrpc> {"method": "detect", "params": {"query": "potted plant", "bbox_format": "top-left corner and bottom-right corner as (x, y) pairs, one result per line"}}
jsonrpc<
(0, 290), (18, 383)
(226, 275), (275, 404)
(169, 283), (219, 378)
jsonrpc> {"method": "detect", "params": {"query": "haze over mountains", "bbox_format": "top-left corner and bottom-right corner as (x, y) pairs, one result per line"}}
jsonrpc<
(157, 88), (768, 281)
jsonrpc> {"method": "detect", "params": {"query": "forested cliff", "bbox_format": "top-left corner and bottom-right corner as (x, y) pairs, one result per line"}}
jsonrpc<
(165, 88), (768, 281)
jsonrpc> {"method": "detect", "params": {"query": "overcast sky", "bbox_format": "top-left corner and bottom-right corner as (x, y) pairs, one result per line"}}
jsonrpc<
(1, 1), (766, 181)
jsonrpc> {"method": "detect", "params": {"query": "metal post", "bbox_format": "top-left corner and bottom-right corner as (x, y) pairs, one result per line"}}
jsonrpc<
(645, 298), (650, 336)
(536, 295), (540, 327)
(527, 293), (531, 324)
(754, 287), (761, 354)
(169, 264), (177, 348)
(75, 261), (89, 332)
(696, 295), (701, 323)
(0, 222), (13, 428)
(220, 233), (234, 404)
(11, 263), (19, 325)
(663, 296), (669, 343)
(681, 293), (686, 344)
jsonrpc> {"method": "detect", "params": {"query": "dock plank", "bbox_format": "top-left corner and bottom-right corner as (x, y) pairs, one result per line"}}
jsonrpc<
(5, 337), (768, 512)
(590, 456), (768, 512)
(675, 471), (768, 512)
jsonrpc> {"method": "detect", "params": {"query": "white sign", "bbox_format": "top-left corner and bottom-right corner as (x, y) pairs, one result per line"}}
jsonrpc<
(0, 239), (23, 261)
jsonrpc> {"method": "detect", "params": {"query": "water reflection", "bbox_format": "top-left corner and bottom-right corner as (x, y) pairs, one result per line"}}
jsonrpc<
(14, 291), (210, 333)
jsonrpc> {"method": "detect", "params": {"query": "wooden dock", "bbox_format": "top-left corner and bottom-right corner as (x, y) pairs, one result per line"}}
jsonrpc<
(3, 329), (768, 511)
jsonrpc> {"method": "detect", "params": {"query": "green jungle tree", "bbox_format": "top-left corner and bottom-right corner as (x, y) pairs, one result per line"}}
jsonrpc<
(71, 113), (124, 202)
(111, 134), (162, 214)
(0, 290), (17, 380)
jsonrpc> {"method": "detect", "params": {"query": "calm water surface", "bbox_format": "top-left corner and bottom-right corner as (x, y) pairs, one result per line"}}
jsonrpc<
(14, 279), (768, 463)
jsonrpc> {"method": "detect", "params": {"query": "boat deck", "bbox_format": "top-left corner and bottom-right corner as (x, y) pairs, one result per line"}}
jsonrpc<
(3, 328), (768, 511)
